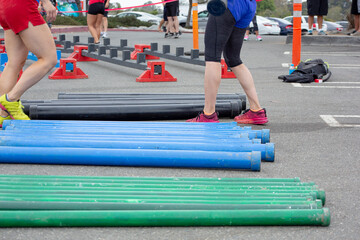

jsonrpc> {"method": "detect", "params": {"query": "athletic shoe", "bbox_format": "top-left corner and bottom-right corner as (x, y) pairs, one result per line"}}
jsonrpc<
(0, 115), (11, 128)
(351, 31), (360, 36)
(244, 35), (249, 41)
(318, 30), (327, 36)
(186, 111), (219, 123)
(102, 32), (108, 38)
(234, 108), (268, 125)
(256, 35), (263, 41)
(307, 30), (313, 35)
(174, 32), (179, 38)
(347, 30), (357, 35)
(0, 94), (30, 120)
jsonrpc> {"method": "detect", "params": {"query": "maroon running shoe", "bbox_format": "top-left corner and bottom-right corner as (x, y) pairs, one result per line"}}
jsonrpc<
(234, 108), (268, 125)
(186, 111), (219, 122)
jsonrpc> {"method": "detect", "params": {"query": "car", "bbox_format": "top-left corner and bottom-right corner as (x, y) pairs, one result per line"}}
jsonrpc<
(267, 17), (293, 35)
(283, 16), (328, 33)
(115, 11), (162, 25)
(157, 13), (187, 27)
(188, 11), (280, 34)
(324, 21), (343, 33)
(335, 21), (349, 30)
(249, 16), (280, 35)
(188, 10), (210, 29)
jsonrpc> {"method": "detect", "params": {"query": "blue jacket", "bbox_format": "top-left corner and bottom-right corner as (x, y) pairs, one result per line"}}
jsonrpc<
(228, 0), (257, 28)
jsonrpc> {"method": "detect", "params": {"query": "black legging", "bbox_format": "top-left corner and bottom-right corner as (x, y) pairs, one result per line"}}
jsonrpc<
(246, 15), (258, 31)
(204, 9), (246, 68)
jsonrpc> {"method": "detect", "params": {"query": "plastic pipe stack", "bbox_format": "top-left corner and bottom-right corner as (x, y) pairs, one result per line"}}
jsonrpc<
(0, 175), (330, 227)
(21, 93), (247, 121)
(0, 120), (276, 170)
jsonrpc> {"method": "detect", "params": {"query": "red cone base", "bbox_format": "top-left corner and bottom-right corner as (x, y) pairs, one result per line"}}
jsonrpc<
(69, 45), (98, 62)
(136, 61), (176, 82)
(49, 58), (88, 80)
(0, 45), (5, 53)
(221, 59), (236, 79)
(131, 44), (160, 60)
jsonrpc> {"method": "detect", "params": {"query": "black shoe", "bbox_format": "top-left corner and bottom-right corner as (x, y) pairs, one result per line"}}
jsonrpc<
(174, 32), (179, 38)
(164, 33), (169, 38)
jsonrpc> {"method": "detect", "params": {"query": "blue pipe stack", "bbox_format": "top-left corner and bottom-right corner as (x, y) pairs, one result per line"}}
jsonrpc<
(0, 120), (275, 171)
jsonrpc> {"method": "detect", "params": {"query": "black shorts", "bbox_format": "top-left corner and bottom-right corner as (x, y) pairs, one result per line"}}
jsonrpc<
(166, 1), (179, 17)
(163, 6), (168, 21)
(307, 0), (328, 16)
(104, 10), (108, 17)
(88, 2), (105, 15)
(351, 0), (359, 15)
(205, 8), (246, 67)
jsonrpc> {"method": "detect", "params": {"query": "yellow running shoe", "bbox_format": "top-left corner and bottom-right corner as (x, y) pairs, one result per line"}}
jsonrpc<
(0, 94), (30, 120)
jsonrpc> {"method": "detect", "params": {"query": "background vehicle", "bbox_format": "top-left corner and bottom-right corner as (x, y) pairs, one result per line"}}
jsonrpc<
(335, 21), (349, 30)
(283, 16), (328, 33)
(324, 21), (343, 33)
(188, 10), (209, 29)
(115, 11), (161, 25)
(267, 17), (293, 35)
(249, 16), (280, 35)
(156, 14), (187, 27)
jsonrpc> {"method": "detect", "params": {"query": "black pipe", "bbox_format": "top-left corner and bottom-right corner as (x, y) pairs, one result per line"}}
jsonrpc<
(23, 100), (244, 116)
(28, 101), (242, 120)
(57, 93), (246, 101)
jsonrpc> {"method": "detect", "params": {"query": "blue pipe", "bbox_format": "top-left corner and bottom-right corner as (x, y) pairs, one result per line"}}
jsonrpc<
(0, 147), (261, 171)
(0, 131), (260, 144)
(2, 120), (242, 129)
(6, 127), (269, 143)
(0, 136), (274, 161)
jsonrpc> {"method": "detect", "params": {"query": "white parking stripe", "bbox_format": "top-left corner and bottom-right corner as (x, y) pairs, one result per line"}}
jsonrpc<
(282, 63), (289, 68)
(320, 115), (360, 128)
(291, 84), (360, 88)
(283, 51), (291, 55)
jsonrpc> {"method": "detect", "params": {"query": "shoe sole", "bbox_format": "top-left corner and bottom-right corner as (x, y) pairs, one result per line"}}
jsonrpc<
(234, 118), (268, 125)
(0, 104), (15, 120)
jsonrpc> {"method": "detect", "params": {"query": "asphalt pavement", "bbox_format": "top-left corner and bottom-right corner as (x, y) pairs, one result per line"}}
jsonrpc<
(0, 30), (359, 240)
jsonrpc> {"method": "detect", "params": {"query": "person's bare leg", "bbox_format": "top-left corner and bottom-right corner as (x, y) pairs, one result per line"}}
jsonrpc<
(173, 16), (179, 32)
(203, 62), (222, 114)
(103, 17), (108, 33)
(0, 30), (28, 116)
(318, 15), (323, 30)
(231, 64), (262, 111)
(95, 14), (104, 40)
(87, 14), (99, 43)
(167, 17), (175, 33)
(308, 15), (314, 30)
(158, 19), (165, 32)
(5, 23), (57, 102)
(354, 15), (360, 31)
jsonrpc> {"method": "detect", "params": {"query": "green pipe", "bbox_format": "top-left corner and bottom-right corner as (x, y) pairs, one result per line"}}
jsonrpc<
(0, 175), (302, 182)
(0, 183), (319, 191)
(0, 180), (316, 187)
(0, 201), (321, 210)
(0, 193), (317, 201)
(0, 209), (331, 227)
(0, 188), (320, 197)
(0, 196), (315, 204)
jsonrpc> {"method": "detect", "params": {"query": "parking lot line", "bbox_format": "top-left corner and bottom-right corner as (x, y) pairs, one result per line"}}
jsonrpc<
(292, 83), (360, 88)
(320, 115), (360, 128)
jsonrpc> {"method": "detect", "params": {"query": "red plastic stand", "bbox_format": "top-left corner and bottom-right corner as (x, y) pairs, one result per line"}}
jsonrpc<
(136, 61), (177, 82)
(53, 36), (62, 48)
(221, 59), (236, 79)
(49, 58), (88, 80)
(69, 45), (98, 62)
(131, 44), (160, 60)
(0, 45), (5, 53)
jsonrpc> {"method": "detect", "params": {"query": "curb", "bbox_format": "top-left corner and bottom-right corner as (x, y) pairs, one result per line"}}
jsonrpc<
(286, 35), (360, 46)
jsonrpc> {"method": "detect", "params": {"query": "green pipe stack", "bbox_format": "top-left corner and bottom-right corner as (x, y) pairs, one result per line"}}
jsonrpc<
(0, 175), (330, 227)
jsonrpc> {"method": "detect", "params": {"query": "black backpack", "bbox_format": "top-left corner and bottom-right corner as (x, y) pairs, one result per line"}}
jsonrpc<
(278, 59), (331, 83)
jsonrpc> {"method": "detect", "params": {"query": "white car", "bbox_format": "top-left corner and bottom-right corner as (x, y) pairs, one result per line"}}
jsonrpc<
(115, 11), (161, 25)
(283, 16), (328, 33)
(250, 16), (280, 35)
